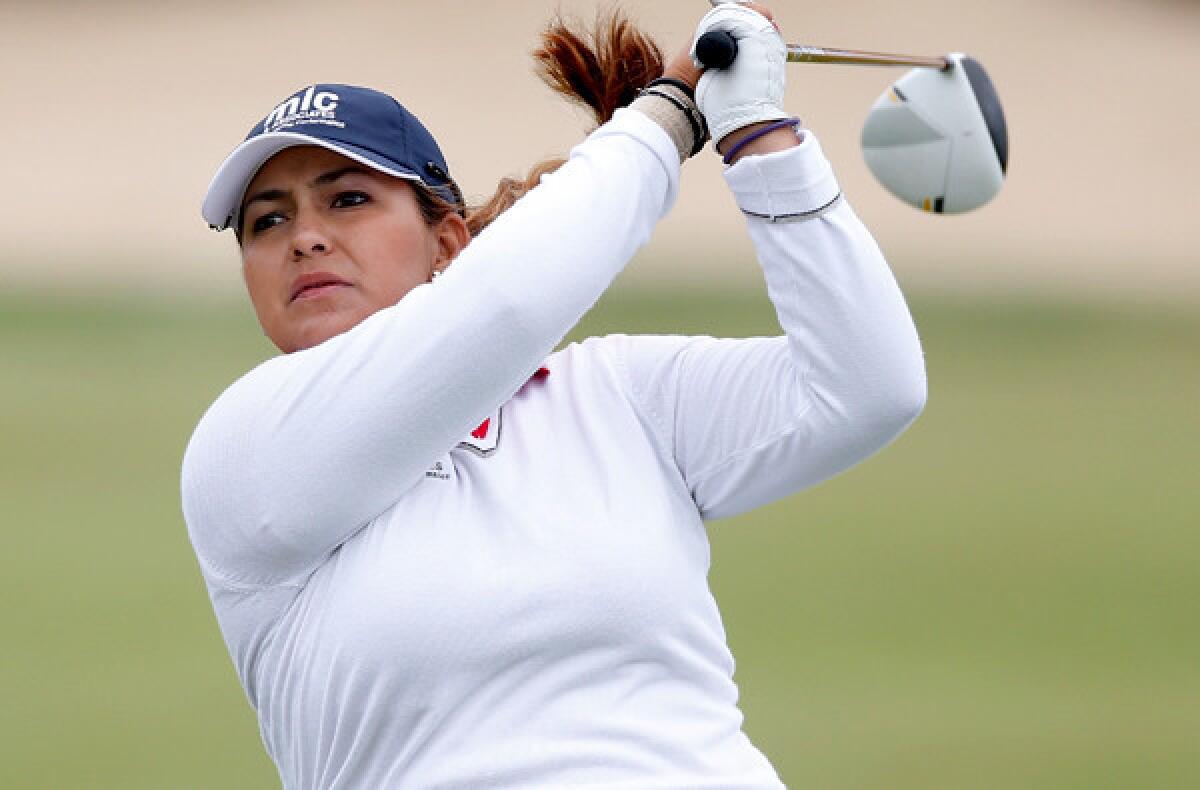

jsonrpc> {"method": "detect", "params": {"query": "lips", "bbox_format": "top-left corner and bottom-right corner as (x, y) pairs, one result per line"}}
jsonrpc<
(290, 272), (352, 303)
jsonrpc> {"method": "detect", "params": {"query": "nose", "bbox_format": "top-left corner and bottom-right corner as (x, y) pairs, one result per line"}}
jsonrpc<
(289, 212), (334, 260)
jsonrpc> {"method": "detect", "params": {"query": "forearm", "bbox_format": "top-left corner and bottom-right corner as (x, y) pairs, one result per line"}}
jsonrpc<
(183, 109), (681, 585)
(633, 130), (925, 520)
(718, 121), (801, 164)
(732, 132), (925, 424)
(704, 130), (925, 515)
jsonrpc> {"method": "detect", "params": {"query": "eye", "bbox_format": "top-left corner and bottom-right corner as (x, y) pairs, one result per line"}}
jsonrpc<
(250, 211), (286, 235)
(332, 191), (370, 208)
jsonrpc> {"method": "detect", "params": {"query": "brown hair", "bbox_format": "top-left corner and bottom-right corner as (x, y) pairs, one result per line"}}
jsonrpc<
(416, 9), (664, 236)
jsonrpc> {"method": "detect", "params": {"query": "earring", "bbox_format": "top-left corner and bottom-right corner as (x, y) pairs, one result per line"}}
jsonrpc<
(431, 268), (443, 282)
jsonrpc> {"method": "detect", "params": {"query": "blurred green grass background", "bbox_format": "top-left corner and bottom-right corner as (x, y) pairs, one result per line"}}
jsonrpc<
(1, 285), (1196, 789)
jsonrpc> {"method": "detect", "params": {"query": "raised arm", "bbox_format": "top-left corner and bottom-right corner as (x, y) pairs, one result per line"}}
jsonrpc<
(604, 3), (925, 519)
(617, 130), (926, 520)
(182, 110), (681, 587)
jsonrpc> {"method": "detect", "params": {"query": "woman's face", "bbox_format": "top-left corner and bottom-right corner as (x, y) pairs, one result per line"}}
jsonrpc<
(239, 146), (467, 353)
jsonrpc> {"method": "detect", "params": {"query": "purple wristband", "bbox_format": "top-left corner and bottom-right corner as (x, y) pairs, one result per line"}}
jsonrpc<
(721, 117), (801, 165)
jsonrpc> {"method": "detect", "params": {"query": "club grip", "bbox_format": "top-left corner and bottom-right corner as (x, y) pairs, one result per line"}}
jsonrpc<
(695, 30), (738, 69)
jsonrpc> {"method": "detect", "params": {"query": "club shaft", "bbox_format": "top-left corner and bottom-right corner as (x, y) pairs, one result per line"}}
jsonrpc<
(788, 46), (950, 70)
(704, 2), (950, 70)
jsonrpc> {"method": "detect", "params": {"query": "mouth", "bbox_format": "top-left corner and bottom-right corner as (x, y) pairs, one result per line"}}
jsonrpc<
(290, 273), (352, 303)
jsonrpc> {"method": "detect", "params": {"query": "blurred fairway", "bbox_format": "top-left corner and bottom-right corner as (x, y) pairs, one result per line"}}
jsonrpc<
(1, 285), (1196, 789)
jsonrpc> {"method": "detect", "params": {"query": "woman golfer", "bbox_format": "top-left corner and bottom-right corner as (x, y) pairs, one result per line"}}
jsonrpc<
(183, 4), (925, 787)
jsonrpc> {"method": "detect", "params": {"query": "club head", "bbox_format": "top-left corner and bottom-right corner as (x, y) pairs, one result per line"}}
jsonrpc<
(860, 54), (1008, 214)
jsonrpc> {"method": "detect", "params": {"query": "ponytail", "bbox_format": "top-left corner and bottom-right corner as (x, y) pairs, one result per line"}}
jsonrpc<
(416, 10), (665, 236)
(533, 11), (665, 130)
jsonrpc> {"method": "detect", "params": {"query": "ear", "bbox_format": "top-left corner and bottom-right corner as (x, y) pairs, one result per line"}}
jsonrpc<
(433, 211), (470, 270)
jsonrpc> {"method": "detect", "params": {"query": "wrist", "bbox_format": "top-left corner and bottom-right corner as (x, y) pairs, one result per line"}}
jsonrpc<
(718, 119), (802, 165)
(631, 82), (710, 162)
(661, 62), (703, 94)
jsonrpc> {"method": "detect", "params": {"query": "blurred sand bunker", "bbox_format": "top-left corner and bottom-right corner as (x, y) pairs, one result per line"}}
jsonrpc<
(1, 0), (1196, 300)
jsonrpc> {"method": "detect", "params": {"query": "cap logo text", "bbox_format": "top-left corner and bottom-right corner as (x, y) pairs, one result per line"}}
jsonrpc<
(263, 86), (343, 133)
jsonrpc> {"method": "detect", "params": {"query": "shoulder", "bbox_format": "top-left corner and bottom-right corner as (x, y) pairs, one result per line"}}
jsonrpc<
(541, 334), (733, 422)
(550, 333), (709, 364)
(554, 333), (752, 381)
(545, 334), (703, 386)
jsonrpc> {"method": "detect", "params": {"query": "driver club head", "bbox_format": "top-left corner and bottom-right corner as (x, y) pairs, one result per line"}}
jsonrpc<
(861, 54), (1008, 214)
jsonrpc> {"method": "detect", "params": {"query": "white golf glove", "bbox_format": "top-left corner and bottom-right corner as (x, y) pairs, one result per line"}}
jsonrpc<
(690, 3), (788, 145)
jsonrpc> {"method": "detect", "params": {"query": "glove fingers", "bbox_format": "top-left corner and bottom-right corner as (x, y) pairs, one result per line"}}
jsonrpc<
(697, 4), (777, 37)
(690, 6), (781, 66)
(690, 4), (790, 146)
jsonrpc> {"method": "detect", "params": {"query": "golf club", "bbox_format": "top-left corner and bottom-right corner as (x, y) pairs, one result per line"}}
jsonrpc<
(695, 1), (1008, 213)
(695, 30), (951, 71)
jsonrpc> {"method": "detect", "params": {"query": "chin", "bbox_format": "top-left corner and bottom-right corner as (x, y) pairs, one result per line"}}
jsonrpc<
(274, 310), (363, 353)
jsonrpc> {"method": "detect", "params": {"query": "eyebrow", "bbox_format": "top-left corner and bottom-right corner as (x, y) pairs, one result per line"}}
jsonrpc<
(312, 166), (370, 186)
(242, 166), (373, 211)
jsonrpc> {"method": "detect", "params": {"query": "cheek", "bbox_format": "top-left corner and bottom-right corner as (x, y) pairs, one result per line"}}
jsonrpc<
(354, 223), (439, 297)
(240, 256), (272, 310)
(240, 252), (287, 331)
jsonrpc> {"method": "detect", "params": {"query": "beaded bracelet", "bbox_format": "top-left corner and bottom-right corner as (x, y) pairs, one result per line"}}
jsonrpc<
(721, 117), (801, 165)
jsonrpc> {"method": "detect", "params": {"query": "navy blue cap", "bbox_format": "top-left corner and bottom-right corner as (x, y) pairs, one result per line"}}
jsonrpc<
(202, 84), (461, 231)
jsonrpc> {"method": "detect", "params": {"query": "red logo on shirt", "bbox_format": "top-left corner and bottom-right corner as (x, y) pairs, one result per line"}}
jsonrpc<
(456, 366), (549, 458)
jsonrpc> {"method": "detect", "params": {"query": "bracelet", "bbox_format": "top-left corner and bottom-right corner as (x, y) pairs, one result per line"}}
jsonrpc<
(636, 83), (710, 158)
(641, 88), (707, 158)
(721, 117), (801, 165)
(629, 93), (694, 163)
(645, 76), (696, 101)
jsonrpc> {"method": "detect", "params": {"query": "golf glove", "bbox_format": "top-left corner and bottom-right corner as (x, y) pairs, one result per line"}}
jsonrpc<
(691, 3), (789, 145)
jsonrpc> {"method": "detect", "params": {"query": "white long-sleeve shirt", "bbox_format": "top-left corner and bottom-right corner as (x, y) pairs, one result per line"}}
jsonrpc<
(182, 108), (925, 788)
